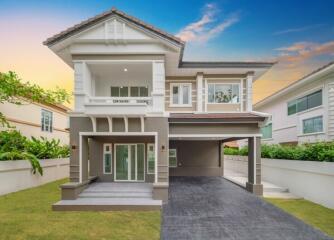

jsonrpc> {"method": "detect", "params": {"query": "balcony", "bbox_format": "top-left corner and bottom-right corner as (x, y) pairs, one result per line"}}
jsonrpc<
(74, 60), (165, 115)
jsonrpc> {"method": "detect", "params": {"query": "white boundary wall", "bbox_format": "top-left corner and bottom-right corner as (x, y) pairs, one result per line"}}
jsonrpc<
(224, 155), (334, 209)
(0, 158), (69, 195)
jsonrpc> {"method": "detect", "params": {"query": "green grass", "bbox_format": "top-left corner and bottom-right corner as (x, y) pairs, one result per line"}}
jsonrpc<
(0, 179), (161, 240)
(265, 198), (334, 238)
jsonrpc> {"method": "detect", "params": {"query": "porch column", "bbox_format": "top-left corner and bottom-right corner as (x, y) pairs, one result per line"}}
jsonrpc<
(246, 72), (254, 112)
(80, 136), (89, 183)
(151, 60), (165, 113)
(246, 136), (263, 195)
(196, 72), (203, 112)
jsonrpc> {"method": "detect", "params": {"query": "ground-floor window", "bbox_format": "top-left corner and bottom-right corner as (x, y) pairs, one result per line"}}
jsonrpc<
(302, 116), (323, 134)
(147, 144), (155, 174)
(169, 148), (177, 167)
(103, 144), (112, 174)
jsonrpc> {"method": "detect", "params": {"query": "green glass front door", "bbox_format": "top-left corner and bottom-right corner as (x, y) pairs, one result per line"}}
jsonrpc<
(115, 144), (145, 181)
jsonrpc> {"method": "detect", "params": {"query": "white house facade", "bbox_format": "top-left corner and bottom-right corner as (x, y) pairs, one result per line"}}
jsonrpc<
(254, 62), (334, 145)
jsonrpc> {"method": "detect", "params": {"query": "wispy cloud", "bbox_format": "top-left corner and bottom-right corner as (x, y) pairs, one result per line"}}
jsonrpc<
(273, 24), (324, 35)
(275, 41), (334, 67)
(176, 3), (239, 43)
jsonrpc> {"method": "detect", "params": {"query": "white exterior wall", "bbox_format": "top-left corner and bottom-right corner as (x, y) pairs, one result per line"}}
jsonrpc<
(0, 101), (69, 144)
(0, 158), (69, 195)
(255, 73), (334, 144)
(224, 155), (334, 209)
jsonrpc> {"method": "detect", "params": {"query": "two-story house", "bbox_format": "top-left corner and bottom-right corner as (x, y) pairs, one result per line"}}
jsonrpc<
(254, 61), (334, 145)
(45, 8), (274, 210)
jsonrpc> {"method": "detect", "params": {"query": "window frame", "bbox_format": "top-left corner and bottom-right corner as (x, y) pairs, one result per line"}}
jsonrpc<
(302, 115), (324, 135)
(146, 143), (155, 174)
(41, 109), (53, 133)
(207, 82), (241, 104)
(103, 143), (112, 174)
(169, 83), (192, 107)
(287, 89), (323, 116)
(168, 148), (177, 168)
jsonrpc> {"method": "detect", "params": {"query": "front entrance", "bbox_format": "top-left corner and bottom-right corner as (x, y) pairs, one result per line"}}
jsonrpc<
(114, 144), (145, 181)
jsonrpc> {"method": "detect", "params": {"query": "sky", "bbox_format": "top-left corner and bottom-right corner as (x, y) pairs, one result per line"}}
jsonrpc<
(1, 0), (334, 106)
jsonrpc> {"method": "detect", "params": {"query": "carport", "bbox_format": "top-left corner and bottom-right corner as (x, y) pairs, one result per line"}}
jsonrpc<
(168, 113), (266, 195)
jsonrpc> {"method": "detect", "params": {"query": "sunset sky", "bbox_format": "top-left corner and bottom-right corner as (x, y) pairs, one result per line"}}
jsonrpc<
(1, 0), (334, 106)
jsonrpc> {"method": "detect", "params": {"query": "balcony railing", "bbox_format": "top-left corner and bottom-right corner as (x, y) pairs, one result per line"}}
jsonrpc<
(88, 97), (152, 105)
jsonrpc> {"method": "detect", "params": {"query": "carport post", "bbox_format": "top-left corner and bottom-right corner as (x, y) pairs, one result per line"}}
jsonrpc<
(246, 136), (263, 195)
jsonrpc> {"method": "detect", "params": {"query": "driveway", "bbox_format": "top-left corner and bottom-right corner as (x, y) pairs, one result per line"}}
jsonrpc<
(162, 177), (332, 240)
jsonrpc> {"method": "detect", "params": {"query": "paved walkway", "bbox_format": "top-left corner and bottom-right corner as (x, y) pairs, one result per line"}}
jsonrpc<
(162, 177), (332, 240)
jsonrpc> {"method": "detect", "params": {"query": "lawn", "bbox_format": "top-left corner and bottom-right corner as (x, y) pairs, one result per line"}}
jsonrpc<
(265, 198), (334, 238)
(0, 179), (161, 240)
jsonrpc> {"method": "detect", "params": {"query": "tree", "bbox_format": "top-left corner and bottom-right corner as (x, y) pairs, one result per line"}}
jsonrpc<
(0, 71), (70, 127)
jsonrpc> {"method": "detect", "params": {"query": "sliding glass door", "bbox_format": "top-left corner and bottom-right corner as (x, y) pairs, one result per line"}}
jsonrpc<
(115, 144), (145, 181)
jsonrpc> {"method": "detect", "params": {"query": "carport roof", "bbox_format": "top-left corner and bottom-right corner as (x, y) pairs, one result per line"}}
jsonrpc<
(168, 113), (266, 123)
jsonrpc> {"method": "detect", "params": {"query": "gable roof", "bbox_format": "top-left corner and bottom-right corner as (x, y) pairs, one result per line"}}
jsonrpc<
(254, 61), (334, 109)
(43, 7), (185, 47)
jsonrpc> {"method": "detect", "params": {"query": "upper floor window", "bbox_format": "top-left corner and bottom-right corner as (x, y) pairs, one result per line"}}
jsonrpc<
(261, 123), (272, 139)
(287, 90), (322, 115)
(302, 116), (323, 134)
(170, 83), (192, 106)
(208, 83), (240, 103)
(41, 109), (53, 132)
(111, 86), (148, 97)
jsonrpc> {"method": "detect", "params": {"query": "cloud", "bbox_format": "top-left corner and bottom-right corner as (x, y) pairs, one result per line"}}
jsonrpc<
(273, 24), (324, 35)
(275, 41), (334, 67)
(176, 3), (239, 43)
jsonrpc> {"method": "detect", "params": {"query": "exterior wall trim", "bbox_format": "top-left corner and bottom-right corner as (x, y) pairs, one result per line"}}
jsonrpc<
(169, 133), (262, 138)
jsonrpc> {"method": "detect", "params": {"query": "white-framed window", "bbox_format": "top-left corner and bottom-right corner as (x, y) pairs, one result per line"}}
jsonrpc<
(302, 116), (323, 134)
(170, 83), (192, 107)
(261, 123), (272, 139)
(111, 86), (148, 97)
(103, 144), (112, 174)
(169, 149), (177, 168)
(41, 109), (53, 132)
(287, 89), (322, 116)
(147, 143), (155, 174)
(207, 83), (240, 103)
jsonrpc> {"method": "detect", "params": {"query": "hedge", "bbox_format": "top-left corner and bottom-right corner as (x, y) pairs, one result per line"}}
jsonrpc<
(224, 142), (334, 162)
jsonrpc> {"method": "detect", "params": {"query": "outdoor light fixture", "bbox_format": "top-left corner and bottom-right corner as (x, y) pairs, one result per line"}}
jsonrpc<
(124, 68), (128, 72)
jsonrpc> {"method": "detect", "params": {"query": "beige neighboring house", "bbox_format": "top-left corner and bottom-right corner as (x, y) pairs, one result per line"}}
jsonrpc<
(44, 7), (275, 211)
(1, 99), (70, 144)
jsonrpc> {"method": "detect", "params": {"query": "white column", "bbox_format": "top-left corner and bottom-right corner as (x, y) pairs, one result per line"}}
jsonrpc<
(152, 60), (165, 113)
(246, 73), (254, 112)
(124, 117), (128, 132)
(196, 73), (203, 112)
(154, 134), (158, 183)
(107, 116), (113, 132)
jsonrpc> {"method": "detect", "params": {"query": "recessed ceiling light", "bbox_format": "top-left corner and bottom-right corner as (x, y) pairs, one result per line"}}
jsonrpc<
(124, 68), (128, 72)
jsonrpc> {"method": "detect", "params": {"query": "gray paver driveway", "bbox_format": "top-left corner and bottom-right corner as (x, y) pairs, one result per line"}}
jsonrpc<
(162, 177), (332, 240)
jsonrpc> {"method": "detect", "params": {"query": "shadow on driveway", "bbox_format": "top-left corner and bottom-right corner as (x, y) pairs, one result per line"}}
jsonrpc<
(162, 177), (332, 240)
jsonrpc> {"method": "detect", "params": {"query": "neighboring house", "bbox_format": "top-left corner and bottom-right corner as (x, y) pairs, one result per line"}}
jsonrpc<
(44, 8), (274, 209)
(1, 100), (70, 144)
(254, 61), (334, 145)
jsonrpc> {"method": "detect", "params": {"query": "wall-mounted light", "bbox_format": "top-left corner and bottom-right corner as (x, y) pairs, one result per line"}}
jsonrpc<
(124, 68), (128, 72)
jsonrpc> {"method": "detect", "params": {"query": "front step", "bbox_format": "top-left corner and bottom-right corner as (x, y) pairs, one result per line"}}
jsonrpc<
(79, 191), (152, 198)
(52, 198), (162, 211)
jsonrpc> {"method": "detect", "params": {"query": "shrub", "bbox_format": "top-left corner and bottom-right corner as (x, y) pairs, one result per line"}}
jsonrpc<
(224, 142), (334, 162)
(0, 130), (70, 175)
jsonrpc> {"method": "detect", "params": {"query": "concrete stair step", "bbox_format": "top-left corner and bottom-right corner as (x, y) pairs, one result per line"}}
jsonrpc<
(52, 198), (162, 211)
(79, 192), (152, 198)
(83, 189), (152, 193)
(264, 186), (289, 193)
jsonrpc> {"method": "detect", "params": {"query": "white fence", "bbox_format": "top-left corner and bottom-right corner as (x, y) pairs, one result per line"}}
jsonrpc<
(0, 158), (69, 195)
(224, 155), (334, 209)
